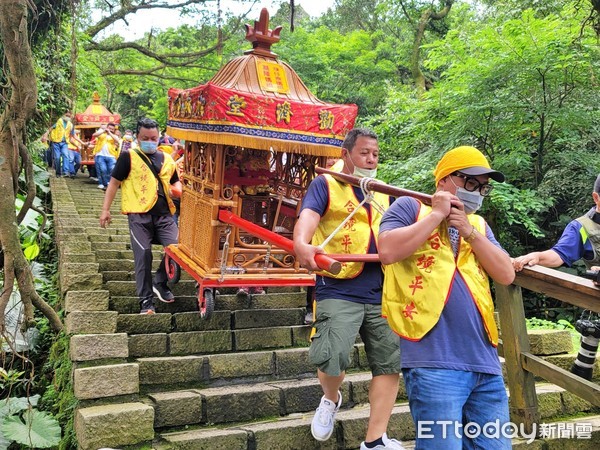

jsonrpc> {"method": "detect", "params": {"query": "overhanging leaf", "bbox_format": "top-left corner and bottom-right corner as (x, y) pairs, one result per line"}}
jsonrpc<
(23, 242), (40, 261)
(1, 409), (60, 448)
(0, 396), (38, 418)
(0, 431), (11, 450)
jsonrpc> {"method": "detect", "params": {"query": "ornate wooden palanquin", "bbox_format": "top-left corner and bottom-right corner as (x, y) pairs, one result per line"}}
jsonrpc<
(166, 9), (358, 283)
(74, 92), (122, 165)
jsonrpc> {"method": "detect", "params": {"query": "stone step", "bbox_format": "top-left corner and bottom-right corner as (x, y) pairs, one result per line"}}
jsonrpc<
(88, 234), (131, 243)
(111, 295), (199, 315)
(153, 387), (600, 449)
(106, 280), (198, 297)
(136, 346), (347, 389)
(91, 241), (133, 251)
(149, 372), (381, 429)
(120, 307), (304, 333)
(130, 325), (309, 358)
(85, 227), (131, 235)
(102, 269), (196, 283)
(108, 286), (307, 311)
(95, 249), (164, 261)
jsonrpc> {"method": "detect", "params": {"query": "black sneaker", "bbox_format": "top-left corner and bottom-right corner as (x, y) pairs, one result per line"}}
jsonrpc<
(139, 298), (155, 314)
(153, 282), (175, 303)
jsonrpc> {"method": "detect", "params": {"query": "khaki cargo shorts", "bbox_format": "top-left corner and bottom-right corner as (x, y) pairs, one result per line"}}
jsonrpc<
(309, 298), (401, 377)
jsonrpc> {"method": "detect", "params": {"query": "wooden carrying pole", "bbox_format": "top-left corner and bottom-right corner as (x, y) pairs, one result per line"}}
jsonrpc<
(315, 167), (432, 205)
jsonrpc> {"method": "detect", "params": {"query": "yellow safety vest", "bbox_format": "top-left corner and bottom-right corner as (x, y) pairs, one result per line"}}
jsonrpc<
(382, 202), (498, 345)
(121, 150), (177, 215)
(312, 174), (389, 279)
(158, 144), (174, 156)
(49, 119), (73, 143)
(93, 133), (120, 158)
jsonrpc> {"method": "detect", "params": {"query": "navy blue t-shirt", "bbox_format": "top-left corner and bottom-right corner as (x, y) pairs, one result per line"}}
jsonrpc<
(300, 176), (390, 304)
(379, 196), (503, 375)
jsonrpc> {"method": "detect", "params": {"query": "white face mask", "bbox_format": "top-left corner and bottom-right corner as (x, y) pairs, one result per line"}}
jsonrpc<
(353, 166), (377, 178)
(346, 151), (377, 178)
(455, 187), (484, 214)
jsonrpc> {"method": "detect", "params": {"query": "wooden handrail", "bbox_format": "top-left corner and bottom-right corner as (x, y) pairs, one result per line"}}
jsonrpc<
(495, 265), (600, 433)
(514, 265), (600, 312)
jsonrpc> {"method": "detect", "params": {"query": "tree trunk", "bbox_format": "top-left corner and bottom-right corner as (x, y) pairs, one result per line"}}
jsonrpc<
(0, 0), (63, 333)
(410, 1), (454, 98)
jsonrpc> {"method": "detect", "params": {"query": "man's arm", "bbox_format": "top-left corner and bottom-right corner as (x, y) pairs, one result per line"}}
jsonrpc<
(99, 178), (122, 228)
(512, 250), (564, 272)
(169, 180), (182, 199)
(293, 209), (324, 271)
(379, 191), (451, 264)
(92, 127), (105, 138)
(464, 225), (515, 285)
(69, 135), (85, 148)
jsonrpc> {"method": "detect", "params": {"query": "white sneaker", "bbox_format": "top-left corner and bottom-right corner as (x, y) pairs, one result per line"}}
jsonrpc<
(311, 391), (342, 441)
(97, 184), (105, 189)
(360, 433), (407, 450)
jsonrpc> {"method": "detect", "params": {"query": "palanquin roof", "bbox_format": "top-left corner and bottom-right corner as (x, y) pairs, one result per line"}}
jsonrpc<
(166, 9), (357, 157)
(74, 92), (121, 128)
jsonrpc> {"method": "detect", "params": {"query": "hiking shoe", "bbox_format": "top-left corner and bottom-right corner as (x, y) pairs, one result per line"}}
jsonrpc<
(140, 298), (155, 314)
(311, 391), (342, 441)
(153, 282), (175, 303)
(360, 433), (407, 450)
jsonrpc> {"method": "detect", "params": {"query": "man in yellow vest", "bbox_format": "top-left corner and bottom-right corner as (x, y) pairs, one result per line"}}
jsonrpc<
(48, 111), (84, 177)
(92, 122), (121, 190)
(67, 129), (83, 177)
(99, 118), (182, 314)
(293, 128), (405, 450)
(378, 146), (515, 449)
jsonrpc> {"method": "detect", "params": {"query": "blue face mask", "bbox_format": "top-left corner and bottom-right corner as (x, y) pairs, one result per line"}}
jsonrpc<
(139, 141), (158, 154)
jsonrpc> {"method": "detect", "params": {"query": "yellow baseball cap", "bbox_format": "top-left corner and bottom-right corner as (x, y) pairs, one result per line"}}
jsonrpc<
(433, 146), (505, 185)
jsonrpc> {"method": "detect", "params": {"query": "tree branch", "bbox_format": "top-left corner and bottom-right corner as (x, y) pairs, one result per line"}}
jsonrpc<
(85, 0), (210, 39)
(85, 40), (223, 65)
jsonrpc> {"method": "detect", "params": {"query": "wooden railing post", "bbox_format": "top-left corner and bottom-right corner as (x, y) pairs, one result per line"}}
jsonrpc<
(495, 282), (540, 434)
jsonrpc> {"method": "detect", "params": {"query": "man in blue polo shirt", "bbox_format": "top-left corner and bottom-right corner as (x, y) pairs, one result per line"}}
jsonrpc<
(513, 174), (600, 272)
(294, 128), (405, 450)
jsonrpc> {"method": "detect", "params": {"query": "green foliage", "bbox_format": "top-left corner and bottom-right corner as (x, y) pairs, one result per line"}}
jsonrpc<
(527, 316), (580, 350)
(485, 182), (553, 255)
(0, 394), (61, 450)
(0, 369), (26, 396)
(1, 409), (61, 449)
(527, 317), (576, 331)
(371, 3), (600, 258)
(39, 333), (77, 450)
(270, 25), (398, 115)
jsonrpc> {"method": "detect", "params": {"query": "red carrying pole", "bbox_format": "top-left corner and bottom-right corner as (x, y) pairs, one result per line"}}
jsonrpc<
(218, 209), (342, 275)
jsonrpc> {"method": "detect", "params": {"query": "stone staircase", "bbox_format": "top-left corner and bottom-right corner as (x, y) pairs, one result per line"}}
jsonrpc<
(51, 174), (600, 450)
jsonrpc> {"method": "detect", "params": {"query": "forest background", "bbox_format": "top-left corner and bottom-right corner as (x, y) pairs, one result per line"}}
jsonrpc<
(0, 0), (599, 447)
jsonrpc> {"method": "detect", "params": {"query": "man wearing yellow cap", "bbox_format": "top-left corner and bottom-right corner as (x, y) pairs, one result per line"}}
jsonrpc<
(378, 146), (515, 449)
